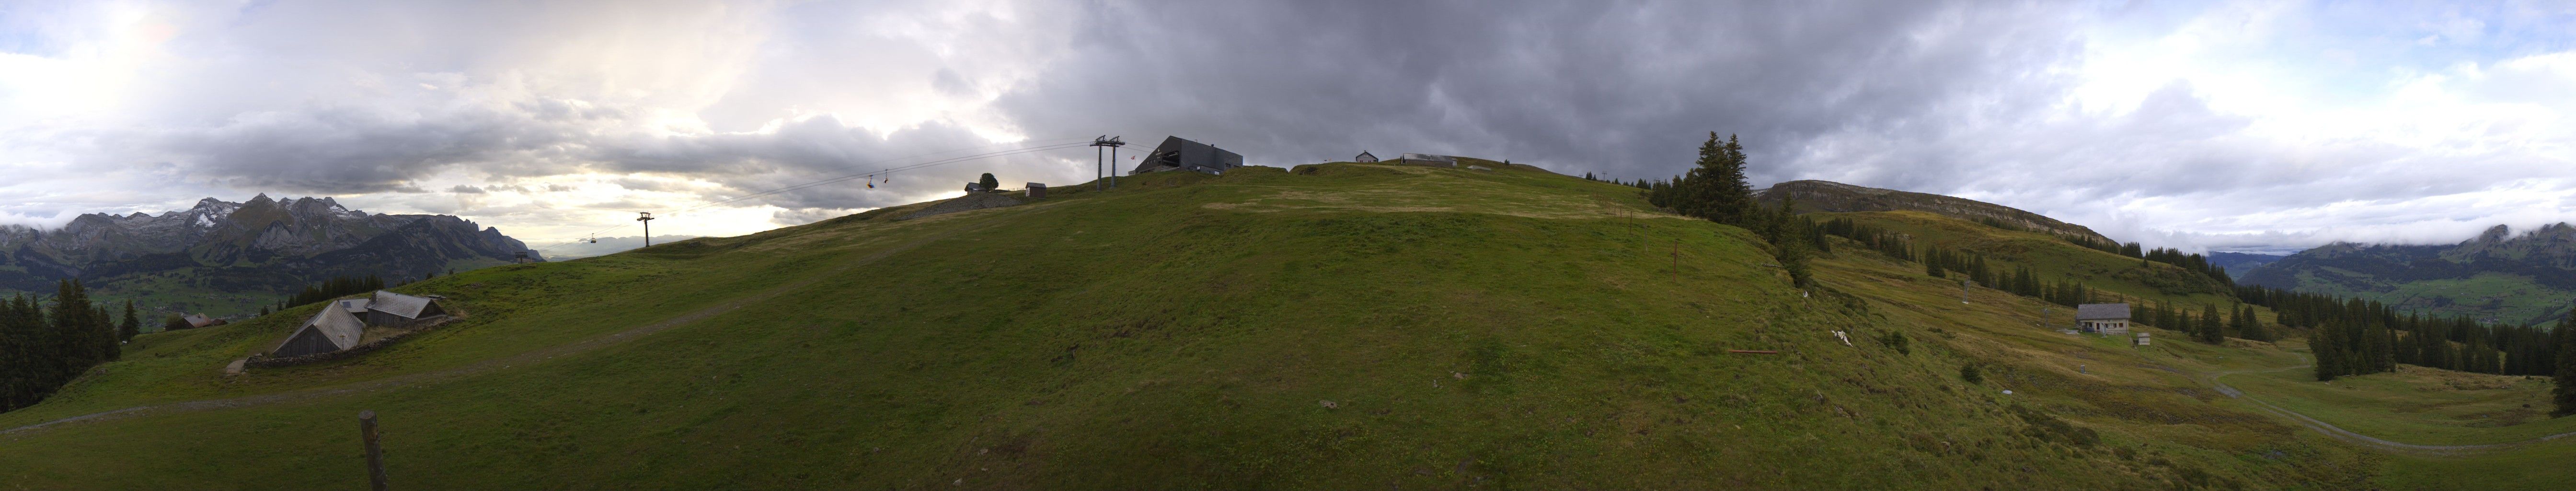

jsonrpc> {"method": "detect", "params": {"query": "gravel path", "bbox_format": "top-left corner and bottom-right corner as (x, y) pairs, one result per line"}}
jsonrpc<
(3, 223), (979, 437)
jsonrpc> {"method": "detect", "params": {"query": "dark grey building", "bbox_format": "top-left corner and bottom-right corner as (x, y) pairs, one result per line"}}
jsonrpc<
(1129, 136), (1243, 175)
(273, 302), (366, 357)
(364, 290), (448, 327)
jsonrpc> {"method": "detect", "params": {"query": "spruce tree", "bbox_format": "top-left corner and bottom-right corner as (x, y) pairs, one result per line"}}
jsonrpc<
(1773, 199), (1812, 288)
(1675, 133), (1756, 225)
(117, 299), (139, 341)
(92, 305), (116, 361)
(2364, 321), (2394, 374)
(50, 280), (100, 373)
(0, 295), (30, 409)
(2553, 307), (2576, 416)
(2315, 323), (2345, 381)
(2239, 305), (2273, 342)
(2200, 304), (2225, 344)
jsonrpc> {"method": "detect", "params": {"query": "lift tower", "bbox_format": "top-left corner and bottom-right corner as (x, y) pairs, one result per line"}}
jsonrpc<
(1092, 136), (1126, 189)
(636, 212), (656, 247)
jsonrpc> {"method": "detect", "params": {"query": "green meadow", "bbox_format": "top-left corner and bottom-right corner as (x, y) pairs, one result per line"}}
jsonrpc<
(0, 160), (2563, 489)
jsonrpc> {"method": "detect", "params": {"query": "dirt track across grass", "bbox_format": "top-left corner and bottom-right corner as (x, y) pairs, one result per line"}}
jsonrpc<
(2202, 358), (2576, 456)
(3, 223), (982, 438)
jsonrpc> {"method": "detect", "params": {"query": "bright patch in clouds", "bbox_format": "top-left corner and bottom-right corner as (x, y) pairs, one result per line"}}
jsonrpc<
(0, 0), (2569, 253)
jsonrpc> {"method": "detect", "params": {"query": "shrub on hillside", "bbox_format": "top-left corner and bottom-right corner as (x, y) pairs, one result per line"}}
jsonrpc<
(1878, 330), (1910, 355)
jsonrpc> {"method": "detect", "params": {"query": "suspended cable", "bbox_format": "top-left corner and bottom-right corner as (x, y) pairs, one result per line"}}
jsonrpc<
(525, 138), (1096, 252)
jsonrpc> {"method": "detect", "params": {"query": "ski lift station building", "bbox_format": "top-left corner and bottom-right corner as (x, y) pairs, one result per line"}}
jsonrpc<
(1397, 153), (1458, 167)
(1130, 136), (1243, 175)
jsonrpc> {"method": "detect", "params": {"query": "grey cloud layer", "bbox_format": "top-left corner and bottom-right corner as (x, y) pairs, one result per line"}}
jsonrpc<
(998, 0), (2082, 185)
(15, 0), (2568, 249)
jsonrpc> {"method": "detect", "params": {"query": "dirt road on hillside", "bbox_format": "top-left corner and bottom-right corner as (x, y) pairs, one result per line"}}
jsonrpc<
(2, 223), (982, 438)
(2201, 358), (2576, 456)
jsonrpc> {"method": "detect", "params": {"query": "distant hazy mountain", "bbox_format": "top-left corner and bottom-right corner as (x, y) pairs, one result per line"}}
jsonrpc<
(1757, 180), (2117, 246)
(0, 194), (538, 317)
(2242, 223), (2576, 325)
(2208, 252), (2286, 280)
(542, 235), (704, 259)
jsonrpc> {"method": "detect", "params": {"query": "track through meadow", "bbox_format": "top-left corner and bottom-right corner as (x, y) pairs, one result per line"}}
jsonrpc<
(2, 223), (982, 437)
(2201, 357), (2576, 456)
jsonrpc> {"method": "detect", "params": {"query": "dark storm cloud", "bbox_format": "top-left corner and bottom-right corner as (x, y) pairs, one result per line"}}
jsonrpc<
(588, 117), (1033, 210)
(147, 101), (583, 194)
(995, 0), (2083, 184)
(137, 90), (1018, 210)
(24, 0), (2558, 247)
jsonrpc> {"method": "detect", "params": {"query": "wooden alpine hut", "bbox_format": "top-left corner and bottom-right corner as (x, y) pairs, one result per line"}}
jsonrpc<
(2076, 303), (2132, 335)
(273, 300), (367, 357)
(364, 291), (448, 327)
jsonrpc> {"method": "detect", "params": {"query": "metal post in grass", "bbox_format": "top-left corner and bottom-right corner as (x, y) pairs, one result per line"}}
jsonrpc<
(360, 410), (388, 491)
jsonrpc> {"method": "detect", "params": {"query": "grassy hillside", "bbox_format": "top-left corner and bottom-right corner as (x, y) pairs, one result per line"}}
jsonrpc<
(0, 162), (2417, 489)
(1811, 210), (2243, 310)
(2259, 269), (2571, 326)
(2221, 364), (2576, 446)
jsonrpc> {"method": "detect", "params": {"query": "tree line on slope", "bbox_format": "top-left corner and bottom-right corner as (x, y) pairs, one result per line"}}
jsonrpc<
(0, 280), (134, 412)
(1620, 133), (1826, 287)
(2236, 284), (2567, 381)
(269, 274), (387, 315)
(1814, 215), (2285, 347)
(1608, 141), (2576, 411)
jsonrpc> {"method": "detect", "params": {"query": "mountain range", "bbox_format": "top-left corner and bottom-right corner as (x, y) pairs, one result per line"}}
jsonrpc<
(2242, 223), (2576, 325)
(2209, 251), (2286, 280)
(0, 194), (537, 318)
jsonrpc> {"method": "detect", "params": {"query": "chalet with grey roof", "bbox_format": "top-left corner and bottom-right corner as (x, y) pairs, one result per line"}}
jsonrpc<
(274, 302), (366, 357)
(363, 290), (448, 327)
(2076, 303), (2131, 336)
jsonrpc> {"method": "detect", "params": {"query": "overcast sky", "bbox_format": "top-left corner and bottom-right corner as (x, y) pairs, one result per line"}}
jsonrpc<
(2, 0), (2571, 254)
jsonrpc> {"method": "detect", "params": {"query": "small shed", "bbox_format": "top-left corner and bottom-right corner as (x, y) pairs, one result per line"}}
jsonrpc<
(364, 291), (448, 327)
(2076, 303), (2131, 336)
(181, 314), (220, 329)
(1354, 151), (1379, 163)
(1397, 153), (1457, 167)
(273, 303), (365, 357)
(1025, 183), (1047, 199)
(964, 182), (988, 193)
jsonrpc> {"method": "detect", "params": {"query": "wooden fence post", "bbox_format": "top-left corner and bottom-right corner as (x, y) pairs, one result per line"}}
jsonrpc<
(360, 410), (388, 491)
